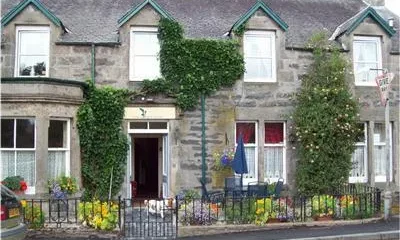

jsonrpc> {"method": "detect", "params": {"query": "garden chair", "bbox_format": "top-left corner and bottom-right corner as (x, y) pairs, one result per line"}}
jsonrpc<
(247, 182), (269, 199)
(270, 178), (284, 198)
(224, 176), (245, 200)
(199, 179), (224, 203)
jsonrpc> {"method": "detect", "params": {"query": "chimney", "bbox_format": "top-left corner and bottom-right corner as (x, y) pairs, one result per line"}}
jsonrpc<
(364, 0), (385, 6)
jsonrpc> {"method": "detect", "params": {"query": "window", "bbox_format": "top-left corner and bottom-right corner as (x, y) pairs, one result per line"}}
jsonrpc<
(130, 27), (160, 81)
(353, 36), (382, 86)
(15, 26), (50, 77)
(244, 31), (276, 82)
(349, 123), (368, 183)
(1, 118), (36, 193)
(264, 122), (285, 182)
(235, 122), (257, 183)
(48, 120), (70, 179)
(374, 123), (392, 182)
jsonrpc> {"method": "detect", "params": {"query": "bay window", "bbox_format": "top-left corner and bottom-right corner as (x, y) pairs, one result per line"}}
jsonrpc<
(264, 122), (285, 183)
(235, 122), (257, 183)
(1, 118), (36, 193)
(15, 26), (50, 77)
(48, 119), (70, 179)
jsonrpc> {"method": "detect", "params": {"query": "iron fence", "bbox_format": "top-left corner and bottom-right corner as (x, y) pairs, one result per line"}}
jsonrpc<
(177, 186), (382, 225)
(19, 185), (382, 238)
(21, 197), (122, 229)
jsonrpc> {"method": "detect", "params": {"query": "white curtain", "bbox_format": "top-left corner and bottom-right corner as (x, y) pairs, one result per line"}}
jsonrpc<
(374, 145), (386, 176)
(16, 151), (35, 186)
(244, 147), (256, 178)
(1, 151), (16, 178)
(350, 146), (366, 178)
(264, 147), (283, 179)
(48, 151), (66, 179)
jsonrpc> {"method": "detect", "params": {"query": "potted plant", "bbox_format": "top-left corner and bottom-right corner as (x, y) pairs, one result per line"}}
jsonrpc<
(211, 147), (235, 188)
(48, 176), (78, 197)
(1, 176), (27, 194)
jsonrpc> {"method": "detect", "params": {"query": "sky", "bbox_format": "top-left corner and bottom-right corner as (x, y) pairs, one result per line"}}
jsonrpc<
(386, 0), (400, 16)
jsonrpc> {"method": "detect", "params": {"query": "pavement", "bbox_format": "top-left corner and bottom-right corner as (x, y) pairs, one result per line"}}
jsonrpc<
(24, 216), (400, 240)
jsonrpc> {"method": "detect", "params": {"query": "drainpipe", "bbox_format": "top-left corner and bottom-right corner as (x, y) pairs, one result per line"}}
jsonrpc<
(201, 94), (206, 197)
(91, 44), (95, 83)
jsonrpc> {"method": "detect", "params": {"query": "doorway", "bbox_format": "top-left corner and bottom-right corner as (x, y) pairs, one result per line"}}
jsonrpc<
(134, 137), (159, 198)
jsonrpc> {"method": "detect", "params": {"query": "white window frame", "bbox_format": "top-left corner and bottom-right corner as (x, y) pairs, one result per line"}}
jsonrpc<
(243, 30), (276, 82)
(374, 122), (392, 182)
(353, 36), (382, 86)
(349, 123), (368, 183)
(263, 122), (286, 183)
(235, 121), (258, 185)
(48, 119), (71, 178)
(0, 118), (36, 194)
(15, 26), (50, 77)
(127, 121), (169, 134)
(129, 27), (160, 81)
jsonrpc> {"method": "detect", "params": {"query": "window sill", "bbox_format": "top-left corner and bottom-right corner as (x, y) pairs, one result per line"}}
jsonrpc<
(354, 82), (377, 87)
(244, 79), (277, 83)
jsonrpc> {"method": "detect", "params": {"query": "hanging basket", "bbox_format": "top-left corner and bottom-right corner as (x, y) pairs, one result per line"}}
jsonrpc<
(211, 168), (233, 189)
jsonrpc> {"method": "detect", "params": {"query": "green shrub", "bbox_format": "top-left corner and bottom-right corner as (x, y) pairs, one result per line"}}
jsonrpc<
(2, 176), (25, 191)
(292, 33), (361, 195)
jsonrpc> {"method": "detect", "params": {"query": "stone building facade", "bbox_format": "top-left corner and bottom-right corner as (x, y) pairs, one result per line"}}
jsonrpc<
(1, 0), (399, 197)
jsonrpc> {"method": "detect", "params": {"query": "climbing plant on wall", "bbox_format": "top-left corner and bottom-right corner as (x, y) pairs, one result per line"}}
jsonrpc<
(292, 33), (361, 195)
(142, 18), (245, 111)
(77, 81), (129, 200)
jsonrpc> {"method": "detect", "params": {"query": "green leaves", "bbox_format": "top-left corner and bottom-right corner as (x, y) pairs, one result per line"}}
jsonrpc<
(77, 81), (129, 200)
(293, 33), (360, 195)
(143, 18), (245, 110)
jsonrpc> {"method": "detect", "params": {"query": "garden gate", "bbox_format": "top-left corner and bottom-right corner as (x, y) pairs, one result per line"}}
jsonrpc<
(123, 198), (177, 239)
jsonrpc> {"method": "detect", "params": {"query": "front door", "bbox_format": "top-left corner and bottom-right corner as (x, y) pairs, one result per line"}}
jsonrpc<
(134, 137), (159, 198)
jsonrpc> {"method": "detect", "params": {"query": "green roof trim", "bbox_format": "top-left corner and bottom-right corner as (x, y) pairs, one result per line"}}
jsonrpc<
(118, 0), (174, 27)
(346, 7), (395, 37)
(232, 0), (288, 32)
(1, 0), (64, 29)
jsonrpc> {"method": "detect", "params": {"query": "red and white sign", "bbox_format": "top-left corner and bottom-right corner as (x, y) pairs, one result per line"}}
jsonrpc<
(375, 72), (394, 106)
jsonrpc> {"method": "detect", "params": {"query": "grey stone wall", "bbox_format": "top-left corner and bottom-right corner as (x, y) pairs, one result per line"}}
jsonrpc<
(1, 4), (399, 196)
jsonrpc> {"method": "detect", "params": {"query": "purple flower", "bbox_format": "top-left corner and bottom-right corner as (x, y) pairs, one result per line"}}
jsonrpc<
(221, 155), (230, 166)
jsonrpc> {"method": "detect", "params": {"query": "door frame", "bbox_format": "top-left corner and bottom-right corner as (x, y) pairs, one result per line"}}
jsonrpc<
(127, 121), (169, 198)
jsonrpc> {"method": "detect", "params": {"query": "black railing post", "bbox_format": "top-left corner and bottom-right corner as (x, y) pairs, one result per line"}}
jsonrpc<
(376, 189), (382, 213)
(118, 196), (121, 231)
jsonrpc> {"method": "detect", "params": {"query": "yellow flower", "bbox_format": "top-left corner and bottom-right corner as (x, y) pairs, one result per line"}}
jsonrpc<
(20, 200), (26, 208)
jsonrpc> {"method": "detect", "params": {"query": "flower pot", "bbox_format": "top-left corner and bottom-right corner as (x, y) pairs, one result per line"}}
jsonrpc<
(211, 168), (233, 188)
(267, 218), (281, 223)
(313, 215), (333, 221)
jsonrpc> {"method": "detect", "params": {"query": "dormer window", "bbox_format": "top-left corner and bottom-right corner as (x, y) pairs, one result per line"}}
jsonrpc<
(353, 36), (382, 86)
(129, 27), (160, 81)
(243, 31), (276, 82)
(15, 26), (50, 77)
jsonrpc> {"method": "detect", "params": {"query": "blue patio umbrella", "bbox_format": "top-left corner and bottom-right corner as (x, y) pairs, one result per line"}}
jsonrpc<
(232, 135), (248, 188)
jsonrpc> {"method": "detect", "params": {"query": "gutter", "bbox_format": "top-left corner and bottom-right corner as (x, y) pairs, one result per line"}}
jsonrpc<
(91, 44), (95, 83)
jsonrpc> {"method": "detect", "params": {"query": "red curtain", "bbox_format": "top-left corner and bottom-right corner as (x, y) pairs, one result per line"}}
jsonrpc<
(265, 123), (283, 144)
(236, 123), (255, 144)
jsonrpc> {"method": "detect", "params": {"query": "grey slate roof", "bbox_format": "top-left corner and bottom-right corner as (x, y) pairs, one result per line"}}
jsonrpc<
(1, 0), (398, 51)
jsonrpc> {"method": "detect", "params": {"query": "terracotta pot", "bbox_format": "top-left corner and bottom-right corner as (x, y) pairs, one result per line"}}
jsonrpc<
(313, 215), (333, 221)
(267, 218), (282, 223)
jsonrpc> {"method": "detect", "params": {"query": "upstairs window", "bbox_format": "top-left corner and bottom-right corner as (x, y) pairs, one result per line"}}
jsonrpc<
(15, 26), (50, 77)
(244, 31), (276, 82)
(353, 36), (382, 86)
(130, 27), (160, 81)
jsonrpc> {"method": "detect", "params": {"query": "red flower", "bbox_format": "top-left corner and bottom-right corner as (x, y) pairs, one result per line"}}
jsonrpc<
(20, 181), (27, 191)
